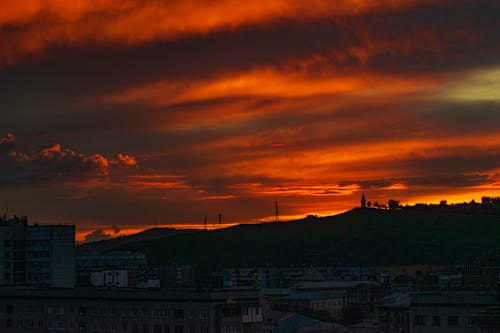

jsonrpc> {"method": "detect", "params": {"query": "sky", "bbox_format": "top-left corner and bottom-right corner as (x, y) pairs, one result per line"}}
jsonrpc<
(1, 0), (500, 241)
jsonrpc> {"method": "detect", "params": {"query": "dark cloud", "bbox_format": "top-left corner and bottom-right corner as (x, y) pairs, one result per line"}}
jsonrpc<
(0, 134), (137, 187)
(339, 174), (492, 190)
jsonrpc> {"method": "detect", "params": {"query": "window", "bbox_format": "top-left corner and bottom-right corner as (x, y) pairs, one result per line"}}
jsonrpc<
(448, 316), (459, 326)
(432, 316), (441, 326)
(164, 325), (170, 333)
(154, 325), (162, 333)
(187, 311), (194, 319)
(57, 321), (66, 330)
(175, 309), (184, 319)
(200, 311), (208, 320)
(414, 315), (425, 326)
(79, 307), (87, 316)
(174, 326), (184, 333)
(79, 322), (88, 331)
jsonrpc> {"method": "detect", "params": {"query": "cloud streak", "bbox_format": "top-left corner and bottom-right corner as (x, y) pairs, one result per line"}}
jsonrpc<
(1, 0), (500, 231)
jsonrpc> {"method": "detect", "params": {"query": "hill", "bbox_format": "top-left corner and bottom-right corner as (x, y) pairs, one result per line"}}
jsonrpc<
(77, 227), (198, 254)
(120, 208), (500, 279)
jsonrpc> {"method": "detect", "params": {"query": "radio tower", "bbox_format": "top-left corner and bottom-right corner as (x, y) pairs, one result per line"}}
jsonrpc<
(274, 197), (280, 222)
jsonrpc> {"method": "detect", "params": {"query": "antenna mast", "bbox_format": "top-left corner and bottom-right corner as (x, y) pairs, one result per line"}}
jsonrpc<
(274, 197), (279, 222)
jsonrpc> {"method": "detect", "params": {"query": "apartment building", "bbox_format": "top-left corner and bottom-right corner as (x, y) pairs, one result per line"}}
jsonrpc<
(0, 216), (75, 288)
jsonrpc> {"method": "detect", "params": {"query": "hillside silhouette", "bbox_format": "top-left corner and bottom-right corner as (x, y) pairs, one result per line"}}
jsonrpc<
(119, 205), (500, 279)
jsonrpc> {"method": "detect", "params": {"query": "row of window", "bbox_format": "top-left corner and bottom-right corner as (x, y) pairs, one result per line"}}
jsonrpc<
(0, 319), (209, 333)
(414, 315), (473, 327)
(0, 304), (209, 320)
(2, 272), (50, 281)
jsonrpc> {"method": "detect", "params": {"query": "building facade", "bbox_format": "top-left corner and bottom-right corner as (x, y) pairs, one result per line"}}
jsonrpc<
(0, 216), (75, 288)
(0, 287), (263, 333)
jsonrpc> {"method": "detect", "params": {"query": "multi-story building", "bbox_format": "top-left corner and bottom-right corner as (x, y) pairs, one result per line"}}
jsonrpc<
(76, 252), (190, 289)
(378, 291), (498, 333)
(0, 287), (263, 333)
(409, 291), (497, 333)
(0, 216), (75, 288)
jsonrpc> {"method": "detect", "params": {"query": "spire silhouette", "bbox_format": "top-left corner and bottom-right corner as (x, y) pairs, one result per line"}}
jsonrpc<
(361, 193), (366, 208)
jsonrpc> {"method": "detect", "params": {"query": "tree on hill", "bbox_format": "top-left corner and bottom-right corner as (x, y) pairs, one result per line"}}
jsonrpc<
(388, 199), (401, 210)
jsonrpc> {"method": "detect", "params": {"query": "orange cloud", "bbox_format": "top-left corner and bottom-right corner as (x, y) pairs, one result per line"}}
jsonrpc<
(0, 0), (445, 66)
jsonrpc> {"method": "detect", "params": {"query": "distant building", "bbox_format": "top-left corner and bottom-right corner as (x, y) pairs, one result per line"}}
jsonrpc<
(160, 264), (194, 288)
(90, 270), (129, 288)
(378, 291), (497, 333)
(76, 251), (191, 289)
(410, 291), (496, 333)
(0, 216), (75, 288)
(472, 306), (500, 332)
(376, 293), (410, 333)
(276, 291), (346, 319)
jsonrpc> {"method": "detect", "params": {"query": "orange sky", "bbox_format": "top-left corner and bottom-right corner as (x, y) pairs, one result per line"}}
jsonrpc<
(1, 0), (499, 242)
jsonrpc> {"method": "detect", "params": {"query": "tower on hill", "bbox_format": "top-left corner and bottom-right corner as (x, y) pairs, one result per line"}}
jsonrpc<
(361, 193), (366, 208)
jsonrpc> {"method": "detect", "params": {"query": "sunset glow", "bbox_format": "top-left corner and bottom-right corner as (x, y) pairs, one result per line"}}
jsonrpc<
(1, 0), (500, 241)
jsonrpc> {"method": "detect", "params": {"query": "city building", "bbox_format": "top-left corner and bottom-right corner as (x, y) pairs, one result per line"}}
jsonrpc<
(472, 306), (500, 332)
(77, 252), (191, 289)
(410, 291), (497, 333)
(376, 293), (410, 333)
(276, 291), (346, 319)
(0, 216), (75, 288)
(0, 287), (263, 333)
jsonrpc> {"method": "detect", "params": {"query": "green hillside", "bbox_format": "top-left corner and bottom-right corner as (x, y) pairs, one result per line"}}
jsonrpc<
(121, 208), (500, 278)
